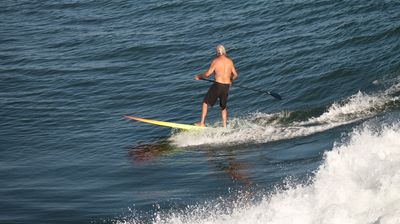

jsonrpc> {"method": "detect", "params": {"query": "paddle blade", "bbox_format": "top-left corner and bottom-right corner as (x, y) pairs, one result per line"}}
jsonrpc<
(269, 91), (282, 100)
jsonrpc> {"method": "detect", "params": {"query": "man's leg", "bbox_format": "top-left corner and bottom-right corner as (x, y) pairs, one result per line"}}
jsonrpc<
(219, 84), (229, 128)
(196, 102), (208, 126)
(221, 107), (227, 128)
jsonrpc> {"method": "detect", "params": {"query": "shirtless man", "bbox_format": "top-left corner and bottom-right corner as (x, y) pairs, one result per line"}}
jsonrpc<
(194, 45), (238, 127)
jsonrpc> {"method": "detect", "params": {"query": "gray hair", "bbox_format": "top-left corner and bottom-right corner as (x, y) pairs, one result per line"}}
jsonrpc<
(216, 44), (226, 56)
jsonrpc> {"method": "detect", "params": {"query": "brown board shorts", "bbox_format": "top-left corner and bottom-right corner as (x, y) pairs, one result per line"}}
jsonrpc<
(203, 82), (230, 109)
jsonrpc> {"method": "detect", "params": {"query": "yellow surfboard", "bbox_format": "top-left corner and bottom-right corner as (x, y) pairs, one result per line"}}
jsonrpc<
(124, 115), (205, 131)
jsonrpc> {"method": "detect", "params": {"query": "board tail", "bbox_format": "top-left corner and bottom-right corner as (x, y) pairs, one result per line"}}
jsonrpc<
(124, 115), (204, 130)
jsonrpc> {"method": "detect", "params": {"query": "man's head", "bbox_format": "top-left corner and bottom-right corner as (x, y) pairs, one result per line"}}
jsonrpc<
(215, 44), (226, 56)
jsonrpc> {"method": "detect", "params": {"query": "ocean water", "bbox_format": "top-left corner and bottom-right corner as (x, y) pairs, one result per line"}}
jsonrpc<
(1, 0), (400, 224)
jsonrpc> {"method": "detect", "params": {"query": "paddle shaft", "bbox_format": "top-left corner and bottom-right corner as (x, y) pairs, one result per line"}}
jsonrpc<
(200, 78), (282, 100)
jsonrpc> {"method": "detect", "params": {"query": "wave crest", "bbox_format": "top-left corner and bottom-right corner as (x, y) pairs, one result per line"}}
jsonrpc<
(119, 122), (400, 224)
(170, 83), (400, 147)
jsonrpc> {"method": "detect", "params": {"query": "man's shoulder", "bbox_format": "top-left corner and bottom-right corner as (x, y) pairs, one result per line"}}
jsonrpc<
(214, 55), (233, 63)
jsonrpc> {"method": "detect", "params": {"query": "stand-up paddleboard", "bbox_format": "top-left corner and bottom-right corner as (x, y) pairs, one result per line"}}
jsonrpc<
(124, 115), (205, 131)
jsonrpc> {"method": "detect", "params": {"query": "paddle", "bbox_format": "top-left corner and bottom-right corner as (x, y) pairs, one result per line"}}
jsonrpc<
(200, 78), (282, 100)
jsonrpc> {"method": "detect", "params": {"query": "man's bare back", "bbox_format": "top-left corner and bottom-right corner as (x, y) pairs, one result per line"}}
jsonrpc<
(194, 55), (238, 83)
(212, 55), (238, 84)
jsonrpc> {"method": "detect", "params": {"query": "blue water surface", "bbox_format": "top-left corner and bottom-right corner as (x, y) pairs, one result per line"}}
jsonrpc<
(1, 0), (400, 223)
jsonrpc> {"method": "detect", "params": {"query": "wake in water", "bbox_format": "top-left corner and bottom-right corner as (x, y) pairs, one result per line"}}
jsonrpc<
(170, 83), (400, 147)
(122, 121), (400, 224)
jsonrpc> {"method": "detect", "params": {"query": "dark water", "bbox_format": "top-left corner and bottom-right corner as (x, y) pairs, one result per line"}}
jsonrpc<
(1, 1), (400, 223)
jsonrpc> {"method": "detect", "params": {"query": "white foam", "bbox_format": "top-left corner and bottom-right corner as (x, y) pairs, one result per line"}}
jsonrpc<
(132, 123), (400, 224)
(301, 91), (384, 124)
(170, 84), (400, 147)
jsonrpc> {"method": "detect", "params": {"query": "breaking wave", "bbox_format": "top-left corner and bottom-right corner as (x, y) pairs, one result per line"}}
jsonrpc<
(120, 121), (400, 224)
(170, 83), (400, 147)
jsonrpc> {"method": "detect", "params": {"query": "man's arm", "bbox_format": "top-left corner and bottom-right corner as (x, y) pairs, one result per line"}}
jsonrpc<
(231, 62), (238, 81)
(195, 60), (216, 80)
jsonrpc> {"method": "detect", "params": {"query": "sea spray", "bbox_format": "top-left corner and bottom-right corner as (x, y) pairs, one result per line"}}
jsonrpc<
(127, 122), (400, 224)
(170, 83), (400, 147)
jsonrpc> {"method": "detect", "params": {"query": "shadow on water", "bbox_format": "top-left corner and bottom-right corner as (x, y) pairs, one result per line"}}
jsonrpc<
(204, 147), (253, 187)
(127, 140), (182, 164)
(127, 140), (254, 187)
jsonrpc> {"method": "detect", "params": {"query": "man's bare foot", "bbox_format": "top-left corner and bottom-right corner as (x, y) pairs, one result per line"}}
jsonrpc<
(194, 122), (204, 127)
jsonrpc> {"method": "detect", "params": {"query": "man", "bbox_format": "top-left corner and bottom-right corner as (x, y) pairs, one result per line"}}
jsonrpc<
(194, 44), (238, 127)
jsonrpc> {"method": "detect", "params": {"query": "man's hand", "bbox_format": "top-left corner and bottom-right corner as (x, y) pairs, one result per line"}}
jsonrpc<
(194, 75), (202, 80)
